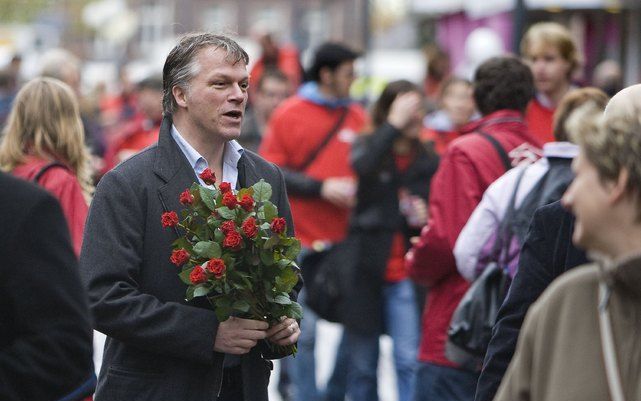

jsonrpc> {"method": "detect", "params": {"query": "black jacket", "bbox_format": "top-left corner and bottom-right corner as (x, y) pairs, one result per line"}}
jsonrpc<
(0, 172), (93, 401)
(342, 123), (439, 335)
(80, 116), (299, 401)
(474, 201), (588, 401)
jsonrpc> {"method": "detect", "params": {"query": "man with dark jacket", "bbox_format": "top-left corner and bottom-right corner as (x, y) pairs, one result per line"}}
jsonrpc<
(0, 172), (93, 401)
(474, 201), (587, 401)
(406, 56), (541, 401)
(80, 33), (300, 401)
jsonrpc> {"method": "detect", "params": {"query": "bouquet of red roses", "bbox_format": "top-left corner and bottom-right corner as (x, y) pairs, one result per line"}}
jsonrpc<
(161, 168), (302, 354)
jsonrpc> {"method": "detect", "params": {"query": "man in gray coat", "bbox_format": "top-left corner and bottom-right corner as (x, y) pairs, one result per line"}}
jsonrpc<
(80, 33), (301, 401)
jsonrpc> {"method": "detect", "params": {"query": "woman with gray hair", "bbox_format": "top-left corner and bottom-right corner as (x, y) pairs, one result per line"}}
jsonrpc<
(494, 85), (641, 401)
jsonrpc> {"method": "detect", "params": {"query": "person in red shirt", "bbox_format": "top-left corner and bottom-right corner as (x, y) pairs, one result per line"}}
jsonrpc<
(521, 22), (580, 144)
(260, 42), (368, 401)
(102, 76), (163, 173)
(406, 57), (541, 401)
(0, 77), (93, 257)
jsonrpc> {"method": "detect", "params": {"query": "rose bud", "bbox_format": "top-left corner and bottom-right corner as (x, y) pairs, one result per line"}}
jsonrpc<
(189, 266), (207, 284)
(199, 168), (216, 185)
(222, 192), (238, 209)
(241, 217), (258, 238)
(161, 211), (179, 228)
(219, 182), (232, 194)
(223, 231), (243, 251)
(270, 217), (287, 234)
(207, 258), (226, 278)
(170, 249), (190, 266)
(239, 194), (254, 212)
(179, 189), (193, 205)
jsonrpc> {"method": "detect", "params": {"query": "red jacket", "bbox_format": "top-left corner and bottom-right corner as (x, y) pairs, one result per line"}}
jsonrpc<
(260, 96), (367, 247)
(407, 110), (541, 367)
(12, 156), (88, 256)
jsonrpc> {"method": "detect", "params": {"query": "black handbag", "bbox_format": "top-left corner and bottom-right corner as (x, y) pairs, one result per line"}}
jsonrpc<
(445, 167), (526, 371)
(300, 236), (357, 323)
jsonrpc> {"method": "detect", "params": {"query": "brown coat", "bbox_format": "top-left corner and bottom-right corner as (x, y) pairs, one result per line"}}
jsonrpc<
(494, 256), (641, 401)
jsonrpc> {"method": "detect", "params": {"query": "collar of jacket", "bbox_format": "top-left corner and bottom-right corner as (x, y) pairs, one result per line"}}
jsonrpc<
(602, 253), (641, 299)
(154, 115), (261, 189)
(297, 81), (353, 109)
(459, 109), (525, 135)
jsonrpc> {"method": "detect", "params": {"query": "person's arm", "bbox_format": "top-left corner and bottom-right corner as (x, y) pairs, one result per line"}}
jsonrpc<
(0, 193), (93, 401)
(351, 123), (400, 175)
(79, 170), (220, 365)
(492, 300), (540, 401)
(474, 206), (558, 401)
(407, 147), (484, 287)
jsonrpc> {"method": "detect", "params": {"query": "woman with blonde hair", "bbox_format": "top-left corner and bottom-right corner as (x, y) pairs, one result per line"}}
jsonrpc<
(0, 77), (93, 256)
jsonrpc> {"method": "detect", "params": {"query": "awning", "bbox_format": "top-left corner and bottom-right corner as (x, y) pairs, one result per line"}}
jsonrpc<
(410, 0), (630, 18)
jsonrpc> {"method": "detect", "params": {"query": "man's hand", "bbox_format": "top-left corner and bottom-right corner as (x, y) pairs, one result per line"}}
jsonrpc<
(321, 177), (356, 209)
(266, 318), (300, 346)
(214, 316), (269, 355)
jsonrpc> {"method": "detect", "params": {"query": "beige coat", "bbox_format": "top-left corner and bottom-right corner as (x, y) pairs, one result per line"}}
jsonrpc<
(494, 256), (641, 401)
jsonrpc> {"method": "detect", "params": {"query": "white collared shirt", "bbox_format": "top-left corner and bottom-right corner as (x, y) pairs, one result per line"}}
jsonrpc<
(170, 125), (244, 190)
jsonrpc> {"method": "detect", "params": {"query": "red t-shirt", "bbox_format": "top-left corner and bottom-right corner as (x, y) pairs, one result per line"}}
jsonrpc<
(525, 98), (555, 144)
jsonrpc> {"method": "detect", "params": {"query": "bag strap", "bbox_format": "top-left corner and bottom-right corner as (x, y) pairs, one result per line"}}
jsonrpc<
(598, 281), (626, 401)
(478, 131), (512, 172)
(491, 168), (526, 266)
(297, 107), (349, 172)
(32, 161), (68, 184)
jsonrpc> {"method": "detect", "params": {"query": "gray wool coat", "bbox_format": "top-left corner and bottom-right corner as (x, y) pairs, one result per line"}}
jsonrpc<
(79, 116), (299, 401)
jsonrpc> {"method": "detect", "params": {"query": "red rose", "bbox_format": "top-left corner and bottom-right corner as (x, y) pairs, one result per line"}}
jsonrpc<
(241, 217), (258, 238)
(161, 211), (179, 228)
(220, 220), (236, 235)
(222, 192), (238, 209)
(270, 217), (287, 234)
(239, 194), (254, 211)
(223, 231), (243, 251)
(199, 168), (216, 185)
(179, 189), (193, 205)
(170, 249), (190, 266)
(189, 266), (207, 284)
(206, 258), (226, 278)
(219, 182), (232, 194)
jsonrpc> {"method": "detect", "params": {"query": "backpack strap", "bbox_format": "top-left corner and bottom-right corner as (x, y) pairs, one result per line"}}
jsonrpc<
(478, 131), (512, 172)
(32, 161), (68, 184)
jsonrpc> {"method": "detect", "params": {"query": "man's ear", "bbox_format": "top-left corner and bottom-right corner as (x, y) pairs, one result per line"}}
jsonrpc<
(172, 85), (188, 109)
(609, 167), (630, 204)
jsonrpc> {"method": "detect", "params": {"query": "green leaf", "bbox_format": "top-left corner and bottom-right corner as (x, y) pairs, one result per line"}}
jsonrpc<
(185, 286), (195, 301)
(199, 186), (218, 211)
(288, 301), (304, 319)
(273, 294), (293, 305)
(252, 180), (273, 202)
(259, 251), (275, 266)
(232, 300), (251, 313)
(193, 285), (211, 297)
(179, 269), (193, 285)
(193, 241), (221, 258)
(260, 222), (271, 230)
(262, 201), (278, 221)
(173, 237), (193, 252)
(263, 235), (280, 250)
(284, 239), (301, 260)
(238, 187), (254, 198)
(216, 206), (236, 220)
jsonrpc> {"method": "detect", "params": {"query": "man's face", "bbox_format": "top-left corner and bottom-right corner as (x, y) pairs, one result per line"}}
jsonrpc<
(255, 77), (289, 120)
(179, 47), (248, 141)
(525, 43), (572, 96)
(326, 61), (356, 99)
(562, 150), (612, 253)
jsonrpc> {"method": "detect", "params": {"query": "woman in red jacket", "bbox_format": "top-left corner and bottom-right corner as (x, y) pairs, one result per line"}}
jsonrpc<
(0, 77), (93, 256)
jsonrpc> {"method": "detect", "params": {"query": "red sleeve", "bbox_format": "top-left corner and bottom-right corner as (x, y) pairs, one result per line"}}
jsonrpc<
(407, 147), (485, 287)
(39, 169), (88, 256)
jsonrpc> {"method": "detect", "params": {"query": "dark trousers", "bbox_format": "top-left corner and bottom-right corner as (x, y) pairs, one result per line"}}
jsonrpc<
(414, 362), (478, 401)
(217, 366), (243, 401)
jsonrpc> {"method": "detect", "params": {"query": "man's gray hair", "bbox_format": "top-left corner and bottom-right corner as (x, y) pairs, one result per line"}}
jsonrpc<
(162, 33), (249, 115)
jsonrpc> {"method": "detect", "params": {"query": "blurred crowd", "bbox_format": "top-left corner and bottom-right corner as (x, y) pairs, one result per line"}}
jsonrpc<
(1, 19), (640, 401)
